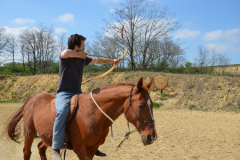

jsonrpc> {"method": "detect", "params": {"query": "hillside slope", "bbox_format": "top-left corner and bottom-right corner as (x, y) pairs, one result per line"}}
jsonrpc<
(0, 72), (240, 112)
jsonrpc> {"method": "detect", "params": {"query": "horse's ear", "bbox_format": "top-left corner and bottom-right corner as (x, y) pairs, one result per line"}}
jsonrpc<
(136, 77), (143, 91)
(146, 79), (153, 90)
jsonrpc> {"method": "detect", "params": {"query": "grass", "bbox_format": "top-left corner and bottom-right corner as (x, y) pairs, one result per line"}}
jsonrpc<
(153, 102), (160, 109)
(188, 104), (196, 110)
(159, 93), (166, 100)
(47, 87), (54, 93)
(0, 101), (21, 103)
(159, 97), (165, 100)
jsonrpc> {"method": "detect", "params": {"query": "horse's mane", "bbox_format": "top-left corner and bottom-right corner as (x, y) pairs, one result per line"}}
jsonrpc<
(100, 82), (150, 94)
(98, 82), (135, 90)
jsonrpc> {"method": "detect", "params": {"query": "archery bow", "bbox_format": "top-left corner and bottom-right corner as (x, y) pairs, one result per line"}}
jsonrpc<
(82, 25), (128, 85)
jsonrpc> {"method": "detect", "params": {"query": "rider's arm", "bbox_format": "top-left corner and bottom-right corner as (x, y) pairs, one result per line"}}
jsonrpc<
(89, 58), (119, 64)
(61, 49), (87, 59)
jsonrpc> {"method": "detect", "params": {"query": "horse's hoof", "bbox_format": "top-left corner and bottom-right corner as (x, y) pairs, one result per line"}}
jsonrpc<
(95, 150), (107, 157)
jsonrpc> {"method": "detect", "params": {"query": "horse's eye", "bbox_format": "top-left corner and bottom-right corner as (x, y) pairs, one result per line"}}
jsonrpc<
(138, 104), (144, 110)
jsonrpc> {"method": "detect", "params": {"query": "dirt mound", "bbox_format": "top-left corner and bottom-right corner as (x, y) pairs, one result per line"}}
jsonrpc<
(0, 72), (240, 112)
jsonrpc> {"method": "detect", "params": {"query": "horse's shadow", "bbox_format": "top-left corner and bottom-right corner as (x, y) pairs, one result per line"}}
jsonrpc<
(165, 93), (179, 99)
(159, 93), (179, 100)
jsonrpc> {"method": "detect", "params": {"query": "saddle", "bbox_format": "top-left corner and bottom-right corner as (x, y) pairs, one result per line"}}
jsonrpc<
(50, 94), (79, 123)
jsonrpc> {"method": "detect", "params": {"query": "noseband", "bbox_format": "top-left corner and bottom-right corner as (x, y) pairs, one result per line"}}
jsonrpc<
(124, 86), (155, 137)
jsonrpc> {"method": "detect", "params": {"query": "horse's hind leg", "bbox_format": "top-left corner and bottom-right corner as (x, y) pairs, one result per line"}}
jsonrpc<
(23, 126), (37, 160)
(38, 141), (48, 160)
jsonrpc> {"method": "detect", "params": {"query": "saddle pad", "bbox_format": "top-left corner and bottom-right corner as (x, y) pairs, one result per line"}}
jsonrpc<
(51, 94), (79, 123)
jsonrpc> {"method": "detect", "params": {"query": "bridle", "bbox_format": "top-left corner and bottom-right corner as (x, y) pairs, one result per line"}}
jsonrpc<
(123, 86), (155, 138)
(90, 85), (155, 150)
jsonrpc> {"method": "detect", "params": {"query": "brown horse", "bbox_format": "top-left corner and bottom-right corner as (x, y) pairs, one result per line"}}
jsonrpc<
(4, 77), (157, 160)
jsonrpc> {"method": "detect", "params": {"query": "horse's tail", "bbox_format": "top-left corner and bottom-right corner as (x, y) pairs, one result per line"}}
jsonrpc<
(3, 95), (35, 143)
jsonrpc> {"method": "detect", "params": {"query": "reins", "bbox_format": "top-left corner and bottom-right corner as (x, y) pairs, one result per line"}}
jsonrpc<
(90, 91), (125, 135)
(90, 86), (155, 151)
(90, 91), (127, 149)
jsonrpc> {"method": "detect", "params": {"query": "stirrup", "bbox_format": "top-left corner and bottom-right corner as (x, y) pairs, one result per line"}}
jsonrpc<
(64, 143), (73, 150)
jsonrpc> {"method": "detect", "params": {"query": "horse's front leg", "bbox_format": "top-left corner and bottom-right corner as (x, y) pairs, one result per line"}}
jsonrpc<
(73, 146), (97, 160)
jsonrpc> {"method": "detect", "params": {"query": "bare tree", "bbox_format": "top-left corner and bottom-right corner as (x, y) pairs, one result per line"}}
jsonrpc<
(216, 53), (231, 74)
(99, 0), (180, 71)
(19, 28), (37, 74)
(210, 49), (217, 66)
(19, 24), (57, 74)
(6, 35), (19, 70)
(210, 49), (231, 73)
(217, 53), (231, 66)
(0, 27), (9, 65)
(35, 24), (57, 73)
(19, 41), (26, 73)
(195, 46), (210, 73)
(149, 38), (186, 71)
(58, 32), (67, 52)
(87, 37), (124, 71)
(209, 49), (217, 72)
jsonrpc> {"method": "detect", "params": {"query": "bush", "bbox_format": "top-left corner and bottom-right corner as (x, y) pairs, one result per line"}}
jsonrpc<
(153, 102), (160, 109)
(188, 104), (196, 110)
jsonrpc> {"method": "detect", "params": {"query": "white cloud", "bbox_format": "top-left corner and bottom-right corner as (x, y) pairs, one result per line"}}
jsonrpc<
(202, 30), (223, 41)
(206, 43), (230, 53)
(55, 27), (67, 34)
(10, 18), (35, 25)
(203, 28), (240, 54)
(3, 26), (28, 37)
(173, 28), (201, 39)
(206, 43), (240, 53)
(57, 13), (74, 23)
(202, 28), (240, 42)
(105, 17), (177, 40)
(224, 28), (240, 42)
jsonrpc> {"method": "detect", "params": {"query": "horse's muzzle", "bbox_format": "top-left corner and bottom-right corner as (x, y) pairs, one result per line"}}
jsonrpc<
(141, 134), (155, 146)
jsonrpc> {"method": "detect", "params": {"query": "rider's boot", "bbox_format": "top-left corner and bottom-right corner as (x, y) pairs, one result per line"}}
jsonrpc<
(52, 149), (62, 160)
(95, 149), (107, 157)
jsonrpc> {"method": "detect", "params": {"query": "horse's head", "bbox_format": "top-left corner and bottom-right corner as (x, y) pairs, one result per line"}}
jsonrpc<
(124, 77), (157, 146)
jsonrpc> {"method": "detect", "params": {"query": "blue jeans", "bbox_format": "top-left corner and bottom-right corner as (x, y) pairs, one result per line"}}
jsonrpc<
(52, 91), (76, 149)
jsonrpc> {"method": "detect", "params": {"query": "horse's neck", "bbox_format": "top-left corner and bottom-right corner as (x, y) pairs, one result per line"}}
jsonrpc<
(96, 85), (132, 121)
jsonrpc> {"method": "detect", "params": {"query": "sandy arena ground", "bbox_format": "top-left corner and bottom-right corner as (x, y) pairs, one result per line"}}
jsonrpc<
(1, 103), (240, 160)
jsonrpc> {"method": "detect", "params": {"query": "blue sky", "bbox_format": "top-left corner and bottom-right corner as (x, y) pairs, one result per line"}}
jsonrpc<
(0, 0), (239, 65)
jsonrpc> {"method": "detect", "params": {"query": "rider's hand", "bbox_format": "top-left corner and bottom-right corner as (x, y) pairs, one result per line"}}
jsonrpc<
(113, 59), (120, 65)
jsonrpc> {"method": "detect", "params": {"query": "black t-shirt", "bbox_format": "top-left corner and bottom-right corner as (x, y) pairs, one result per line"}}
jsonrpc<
(56, 54), (92, 94)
